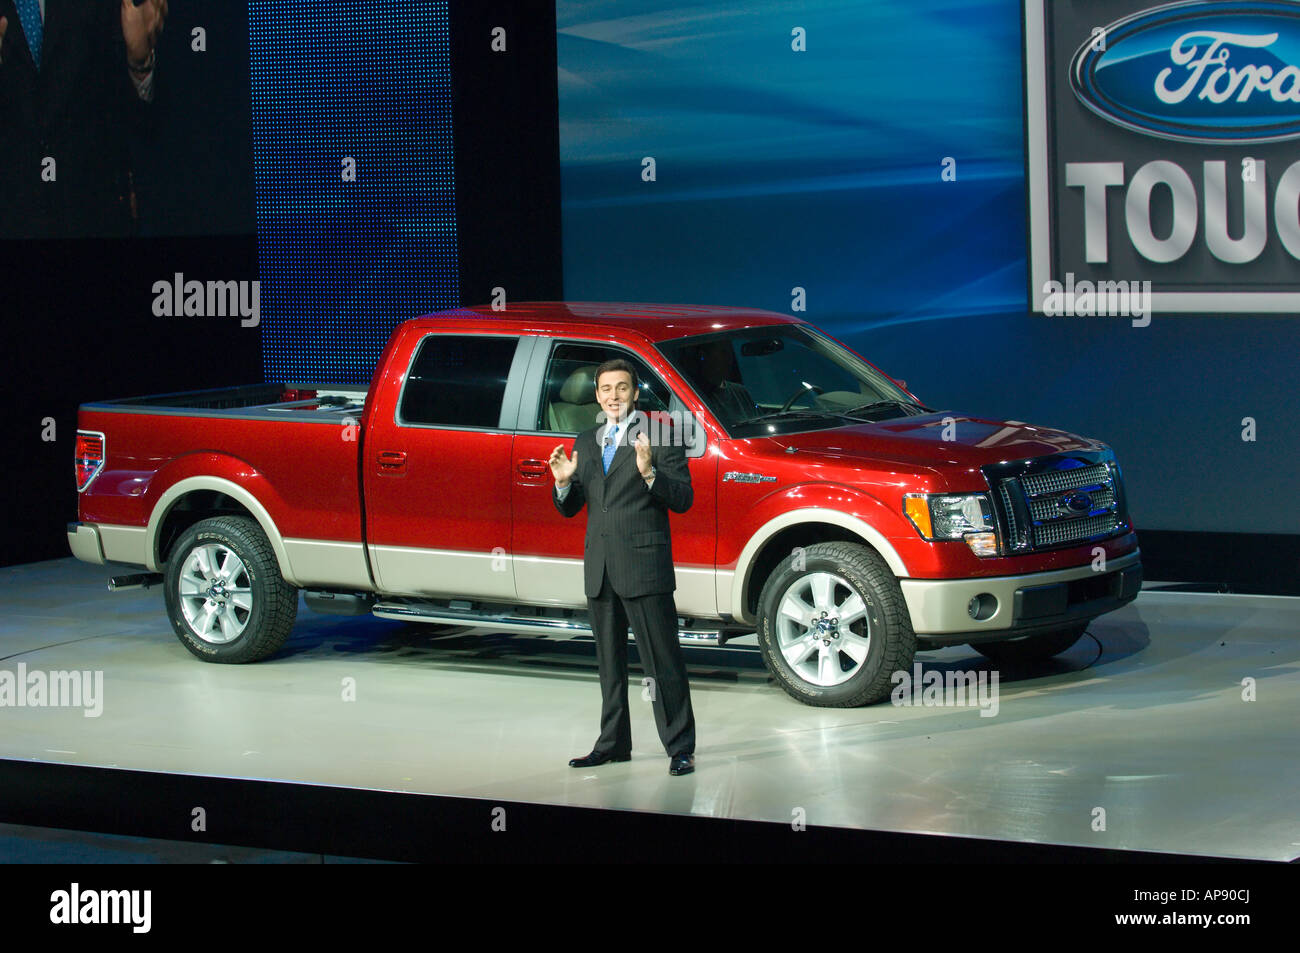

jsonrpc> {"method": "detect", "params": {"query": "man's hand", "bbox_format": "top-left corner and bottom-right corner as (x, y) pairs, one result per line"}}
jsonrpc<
(121, 0), (168, 68)
(1, 16), (8, 68)
(549, 444), (578, 487)
(635, 432), (654, 479)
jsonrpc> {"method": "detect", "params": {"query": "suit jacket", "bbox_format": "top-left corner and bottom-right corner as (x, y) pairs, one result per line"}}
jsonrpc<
(554, 411), (693, 599)
(0, 0), (146, 238)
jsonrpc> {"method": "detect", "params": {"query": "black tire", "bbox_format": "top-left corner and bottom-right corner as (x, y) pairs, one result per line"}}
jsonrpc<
(756, 541), (915, 707)
(969, 621), (1089, 663)
(163, 516), (298, 663)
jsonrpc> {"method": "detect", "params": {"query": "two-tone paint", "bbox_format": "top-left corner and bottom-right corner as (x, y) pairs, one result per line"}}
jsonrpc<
(70, 302), (1141, 638)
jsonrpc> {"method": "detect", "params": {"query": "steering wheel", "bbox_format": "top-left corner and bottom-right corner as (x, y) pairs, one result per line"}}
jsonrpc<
(779, 383), (824, 413)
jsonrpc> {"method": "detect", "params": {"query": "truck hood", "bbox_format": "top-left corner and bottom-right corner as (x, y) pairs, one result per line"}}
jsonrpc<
(761, 411), (1107, 473)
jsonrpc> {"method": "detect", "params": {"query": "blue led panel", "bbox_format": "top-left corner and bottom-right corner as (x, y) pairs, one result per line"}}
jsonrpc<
(249, 1), (459, 384)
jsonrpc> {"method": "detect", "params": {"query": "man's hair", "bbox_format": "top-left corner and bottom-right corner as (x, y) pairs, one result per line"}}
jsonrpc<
(594, 358), (638, 392)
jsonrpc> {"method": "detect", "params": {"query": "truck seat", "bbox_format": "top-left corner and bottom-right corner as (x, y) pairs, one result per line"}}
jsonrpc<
(546, 366), (603, 432)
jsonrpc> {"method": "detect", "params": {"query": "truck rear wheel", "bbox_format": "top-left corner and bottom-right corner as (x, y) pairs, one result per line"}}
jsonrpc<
(969, 621), (1089, 663)
(756, 541), (915, 707)
(163, 516), (298, 663)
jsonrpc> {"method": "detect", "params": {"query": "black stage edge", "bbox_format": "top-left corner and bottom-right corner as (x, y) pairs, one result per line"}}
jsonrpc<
(0, 758), (1269, 865)
(1138, 529), (1300, 596)
(449, 1), (563, 307)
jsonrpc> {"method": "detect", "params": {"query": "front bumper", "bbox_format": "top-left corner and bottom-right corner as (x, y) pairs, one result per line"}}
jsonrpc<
(900, 549), (1141, 642)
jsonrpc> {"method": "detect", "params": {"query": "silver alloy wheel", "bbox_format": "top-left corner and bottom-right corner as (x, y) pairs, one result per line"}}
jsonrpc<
(177, 543), (254, 644)
(775, 571), (872, 687)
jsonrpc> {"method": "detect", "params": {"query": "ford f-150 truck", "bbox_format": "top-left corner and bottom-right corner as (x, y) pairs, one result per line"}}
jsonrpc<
(68, 302), (1141, 707)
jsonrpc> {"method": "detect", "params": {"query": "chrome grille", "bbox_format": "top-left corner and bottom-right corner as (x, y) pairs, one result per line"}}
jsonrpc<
(1020, 462), (1111, 496)
(1028, 486), (1115, 522)
(984, 454), (1129, 554)
(1034, 513), (1118, 547)
(998, 480), (1027, 551)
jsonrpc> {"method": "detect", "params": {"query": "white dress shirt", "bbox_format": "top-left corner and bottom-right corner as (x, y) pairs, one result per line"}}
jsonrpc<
(556, 410), (654, 500)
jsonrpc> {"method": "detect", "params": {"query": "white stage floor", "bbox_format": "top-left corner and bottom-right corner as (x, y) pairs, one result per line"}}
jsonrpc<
(2, 557), (1297, 861)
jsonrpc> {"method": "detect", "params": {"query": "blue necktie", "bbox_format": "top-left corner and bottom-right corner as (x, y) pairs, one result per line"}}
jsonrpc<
(602, 425), (618, 474)
(16, 0), (42, 70)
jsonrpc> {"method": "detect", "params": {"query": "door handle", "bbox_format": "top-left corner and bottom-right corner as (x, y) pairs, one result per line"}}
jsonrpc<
(518, 459), (549, 478)
(378, 450), (407, 473)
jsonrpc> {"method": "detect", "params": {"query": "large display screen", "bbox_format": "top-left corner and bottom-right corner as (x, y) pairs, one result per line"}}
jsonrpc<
(0, 0), (460, 385)
(0, 0), (253, 239)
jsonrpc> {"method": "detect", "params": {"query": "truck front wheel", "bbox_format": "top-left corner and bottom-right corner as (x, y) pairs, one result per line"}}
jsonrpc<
(163, 516), (298, 663)
(756, 542), (916, 707)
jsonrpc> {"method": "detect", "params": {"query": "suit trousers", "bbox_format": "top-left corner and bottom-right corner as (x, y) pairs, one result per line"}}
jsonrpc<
(588, 569), (696, 758)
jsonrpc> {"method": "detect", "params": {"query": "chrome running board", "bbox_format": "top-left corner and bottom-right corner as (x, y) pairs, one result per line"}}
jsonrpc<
(371, 600), (725, 647)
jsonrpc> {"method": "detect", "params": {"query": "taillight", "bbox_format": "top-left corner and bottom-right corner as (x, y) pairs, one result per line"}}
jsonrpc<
(75, 431), (105, 492)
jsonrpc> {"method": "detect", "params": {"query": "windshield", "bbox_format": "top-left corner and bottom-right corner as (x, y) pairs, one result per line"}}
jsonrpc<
(657, 324), (926, 437)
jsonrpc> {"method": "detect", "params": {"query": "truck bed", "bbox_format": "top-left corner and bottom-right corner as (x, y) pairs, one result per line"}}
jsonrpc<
(75, 382), (370, 575)
(84, 383), (368, 421)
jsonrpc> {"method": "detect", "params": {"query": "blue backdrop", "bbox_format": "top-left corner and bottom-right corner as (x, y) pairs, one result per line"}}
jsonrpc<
(558, 0), (1300, 535)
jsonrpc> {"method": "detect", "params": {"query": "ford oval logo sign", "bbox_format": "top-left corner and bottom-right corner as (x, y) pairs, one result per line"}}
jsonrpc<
(1059, 491), (1094, 515)
(1070, 1), (1300, 143)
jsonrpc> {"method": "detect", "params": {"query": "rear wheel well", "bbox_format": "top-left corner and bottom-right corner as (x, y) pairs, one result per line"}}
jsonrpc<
(156, 491), (255, 566)
(744, 522), (870, 618)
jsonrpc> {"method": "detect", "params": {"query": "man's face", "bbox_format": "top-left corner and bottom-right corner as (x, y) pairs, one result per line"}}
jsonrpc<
(596, 369), (637, 423)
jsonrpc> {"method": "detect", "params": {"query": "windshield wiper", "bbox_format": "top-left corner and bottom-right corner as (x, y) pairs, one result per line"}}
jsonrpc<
(841, 399), (928, 418)
(736, 409), (862, 426)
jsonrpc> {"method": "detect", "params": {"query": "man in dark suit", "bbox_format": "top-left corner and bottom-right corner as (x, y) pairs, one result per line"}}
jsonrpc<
(549, 359), (697, 776)
(0, 0), (168, 239)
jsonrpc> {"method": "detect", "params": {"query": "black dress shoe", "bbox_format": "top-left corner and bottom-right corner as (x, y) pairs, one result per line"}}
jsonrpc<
(569, 750), (631, 768)
(668, 753), (695, 776)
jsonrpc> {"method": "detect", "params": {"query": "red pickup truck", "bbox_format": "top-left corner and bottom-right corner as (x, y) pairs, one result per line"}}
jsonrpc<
(68, 302), (1141, 707)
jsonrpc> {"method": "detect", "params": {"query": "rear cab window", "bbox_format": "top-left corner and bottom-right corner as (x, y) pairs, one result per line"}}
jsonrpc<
(398, 334), (531, 429)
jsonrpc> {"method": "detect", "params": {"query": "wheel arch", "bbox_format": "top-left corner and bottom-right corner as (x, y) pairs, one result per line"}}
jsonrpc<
(731, 508), (909, 625)
(146, 476), (299, 585)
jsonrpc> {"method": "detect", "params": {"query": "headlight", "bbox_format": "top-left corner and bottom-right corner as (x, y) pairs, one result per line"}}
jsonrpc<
(903, 493), (998, 556)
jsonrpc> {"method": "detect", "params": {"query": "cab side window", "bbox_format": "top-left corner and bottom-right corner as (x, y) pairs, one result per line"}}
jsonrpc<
(400, 334), (518, 428)
(540, 342), (672, 433)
